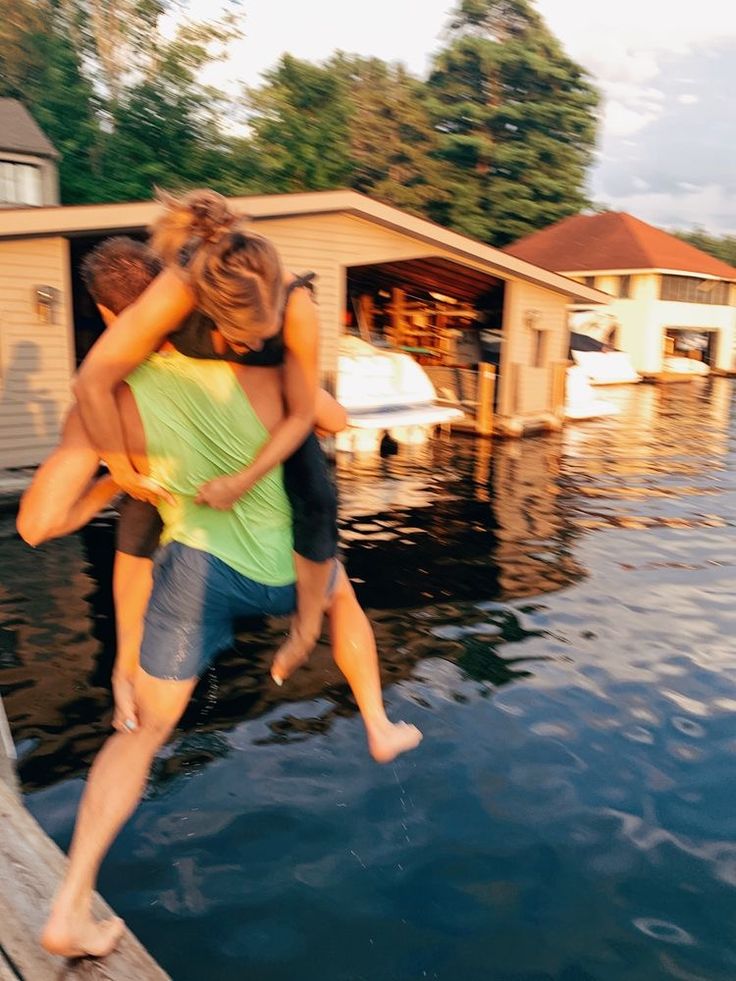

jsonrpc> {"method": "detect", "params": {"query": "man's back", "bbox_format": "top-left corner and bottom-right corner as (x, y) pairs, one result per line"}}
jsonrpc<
(125, 350), (294, 585)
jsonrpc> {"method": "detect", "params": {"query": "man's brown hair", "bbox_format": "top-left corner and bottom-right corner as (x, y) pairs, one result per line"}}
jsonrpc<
(80, 237), (163, 314)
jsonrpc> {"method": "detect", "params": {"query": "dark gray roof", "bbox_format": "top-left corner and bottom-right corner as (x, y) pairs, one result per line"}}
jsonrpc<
(0, 99), (59, 159)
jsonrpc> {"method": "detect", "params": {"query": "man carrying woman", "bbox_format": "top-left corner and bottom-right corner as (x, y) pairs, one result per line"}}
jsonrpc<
(18, 211), (421, 958)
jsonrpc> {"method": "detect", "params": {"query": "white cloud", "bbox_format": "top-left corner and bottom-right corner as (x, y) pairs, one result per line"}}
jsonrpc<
(535, 0), (736, 188)
(591, 184), (736, 235)
(604, 101), (659, 138)
(535, 0), (736, 62)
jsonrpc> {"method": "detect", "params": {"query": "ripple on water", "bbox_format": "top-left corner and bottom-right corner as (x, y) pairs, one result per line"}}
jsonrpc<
(4, 378), (736, 980)
(633, 918), (696, 946)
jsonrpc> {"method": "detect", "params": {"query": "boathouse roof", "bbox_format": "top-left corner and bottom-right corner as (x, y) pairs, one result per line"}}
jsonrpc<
(505, 211), (736, 280)
(0, 189), (608, 305)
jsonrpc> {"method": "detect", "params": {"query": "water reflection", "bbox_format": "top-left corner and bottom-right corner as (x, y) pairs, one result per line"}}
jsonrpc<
(2, 379), (736, 981)
(338, 430), (585, 606)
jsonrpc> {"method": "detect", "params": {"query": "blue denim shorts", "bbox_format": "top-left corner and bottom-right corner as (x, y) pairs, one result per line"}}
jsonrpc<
(140, 541), (298, 680)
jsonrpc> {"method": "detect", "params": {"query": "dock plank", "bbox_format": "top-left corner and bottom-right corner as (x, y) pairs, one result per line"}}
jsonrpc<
(0, 697), (17, 796)
(0, 778), (170, 980)
(0, 948), (20, 981)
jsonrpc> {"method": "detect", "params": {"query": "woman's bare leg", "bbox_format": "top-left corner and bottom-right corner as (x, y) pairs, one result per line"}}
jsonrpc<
(325, 566), (422, 763)
(271, 554), (331, 685)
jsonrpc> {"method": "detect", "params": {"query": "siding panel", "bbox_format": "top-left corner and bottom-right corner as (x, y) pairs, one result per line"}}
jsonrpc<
(0, 237), (73, 467)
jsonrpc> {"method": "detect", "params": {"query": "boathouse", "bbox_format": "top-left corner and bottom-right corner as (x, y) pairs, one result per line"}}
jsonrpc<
(505, 212), (736, 378)
(0, 189), (607, 468)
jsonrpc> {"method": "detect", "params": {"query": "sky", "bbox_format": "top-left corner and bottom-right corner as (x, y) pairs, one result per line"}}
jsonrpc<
(180, 0), (736, 235)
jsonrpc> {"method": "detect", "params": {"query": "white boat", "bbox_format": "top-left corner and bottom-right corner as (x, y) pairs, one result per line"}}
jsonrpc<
(335, 336), (465, 452)
(663, 355), (709, 377)
(565, 365), (619, 421)
(571, 350), (641, 386)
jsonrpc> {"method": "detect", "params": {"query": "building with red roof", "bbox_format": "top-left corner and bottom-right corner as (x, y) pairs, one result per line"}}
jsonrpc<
(506, 212), (736, 376)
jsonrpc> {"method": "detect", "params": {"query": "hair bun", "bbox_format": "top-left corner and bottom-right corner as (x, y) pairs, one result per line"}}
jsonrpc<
(150, 187), (239, 265)
(188, 190), (236, 242)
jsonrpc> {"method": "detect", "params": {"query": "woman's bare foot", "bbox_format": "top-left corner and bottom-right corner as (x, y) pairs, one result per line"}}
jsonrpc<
(41, 904), (125, 959)
(112, 672), (138, 733)
(367, 720), (423, 764)
(270, 628), (312, 686)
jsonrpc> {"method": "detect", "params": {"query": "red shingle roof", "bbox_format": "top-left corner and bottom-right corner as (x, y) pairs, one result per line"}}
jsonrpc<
(504, 211), (736, 280)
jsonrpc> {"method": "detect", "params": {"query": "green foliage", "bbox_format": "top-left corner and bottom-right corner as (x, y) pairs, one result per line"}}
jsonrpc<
(245, 55), (353, 193)
(427, 0), (600, 245)
(0, 0), (247, 203)
(0, 0), (600, 247)
(93, 16), (248, 201)
(336, 55), (449, 218)
(0, 0), (101, 202)
(673, 229), (736, 268)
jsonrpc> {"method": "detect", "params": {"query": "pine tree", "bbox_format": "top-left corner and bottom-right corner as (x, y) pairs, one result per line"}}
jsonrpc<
(246, 55), (353, 193)
(427, 0), (600, 246)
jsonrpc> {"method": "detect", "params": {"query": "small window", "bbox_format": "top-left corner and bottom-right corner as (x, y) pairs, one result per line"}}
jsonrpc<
(583, 275), (596, 289)
(660, 275), (730, 305)
(618, 275), (631, 298)
(0, 161), (43, 206)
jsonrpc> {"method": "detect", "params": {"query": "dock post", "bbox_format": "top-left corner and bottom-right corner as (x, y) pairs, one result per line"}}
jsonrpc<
(476, 363), (495, 437)
(551, 361), (568, 419)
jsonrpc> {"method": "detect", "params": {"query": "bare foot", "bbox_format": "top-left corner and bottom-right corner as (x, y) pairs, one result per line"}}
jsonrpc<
(368, 721), (423, 764)
(112, 672), (138, 733)
(270, 629), (312, 687)
(41, 907), (125, 959)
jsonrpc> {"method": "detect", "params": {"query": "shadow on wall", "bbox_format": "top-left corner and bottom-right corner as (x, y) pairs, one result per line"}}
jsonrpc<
(0, 339), (60, 448)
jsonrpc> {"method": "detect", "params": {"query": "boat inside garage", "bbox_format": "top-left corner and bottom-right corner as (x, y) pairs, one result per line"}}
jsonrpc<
(345, 256), (506, 420)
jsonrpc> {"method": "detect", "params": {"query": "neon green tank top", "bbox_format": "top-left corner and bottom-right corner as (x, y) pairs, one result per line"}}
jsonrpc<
(126, 351), (294, 585)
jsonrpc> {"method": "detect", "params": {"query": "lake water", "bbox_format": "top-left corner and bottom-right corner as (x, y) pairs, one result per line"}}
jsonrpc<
(2, 378), (736, 980)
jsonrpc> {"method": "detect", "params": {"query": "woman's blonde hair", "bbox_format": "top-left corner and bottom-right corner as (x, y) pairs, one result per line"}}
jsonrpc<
(150, 188), (286, 345)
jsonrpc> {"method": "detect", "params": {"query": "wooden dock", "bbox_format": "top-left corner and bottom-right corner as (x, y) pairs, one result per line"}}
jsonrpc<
(640, 371), (698, 384)
(0, 697), (170, 980)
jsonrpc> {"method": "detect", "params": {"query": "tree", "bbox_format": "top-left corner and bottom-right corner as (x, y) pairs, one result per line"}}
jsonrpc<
(56, 0), (167, 106)
(246, 53), (449, 218)
(246, 55), (353, 193)
(0, 0), (102, 202)
(0, 0), (247, 203)
(673, 228), (736, 268)
(335, 55), (449, 218)
(427, 0), (600, 246)
(95, 18), (248, 201)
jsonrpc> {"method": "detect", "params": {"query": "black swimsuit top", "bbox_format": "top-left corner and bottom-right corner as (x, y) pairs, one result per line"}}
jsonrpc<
(170, 272), (316, 367)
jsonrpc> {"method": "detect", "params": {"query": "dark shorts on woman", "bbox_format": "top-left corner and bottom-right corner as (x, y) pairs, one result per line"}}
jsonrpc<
(116, 433), (338, 563)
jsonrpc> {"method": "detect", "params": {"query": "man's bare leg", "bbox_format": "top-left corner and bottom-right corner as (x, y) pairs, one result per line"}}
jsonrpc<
(111, 552), (154, 733)
(271, 554), (331, 685)
(41, 670), (196, 958)
(17, 407), (114, 547)
(326, 566), (422, 764)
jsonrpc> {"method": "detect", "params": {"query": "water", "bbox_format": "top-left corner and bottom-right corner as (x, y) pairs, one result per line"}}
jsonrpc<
(2, 378), (736, 980)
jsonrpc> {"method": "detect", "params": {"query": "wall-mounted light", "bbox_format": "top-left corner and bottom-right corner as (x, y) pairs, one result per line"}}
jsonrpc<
(33, 285), (60, 324)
